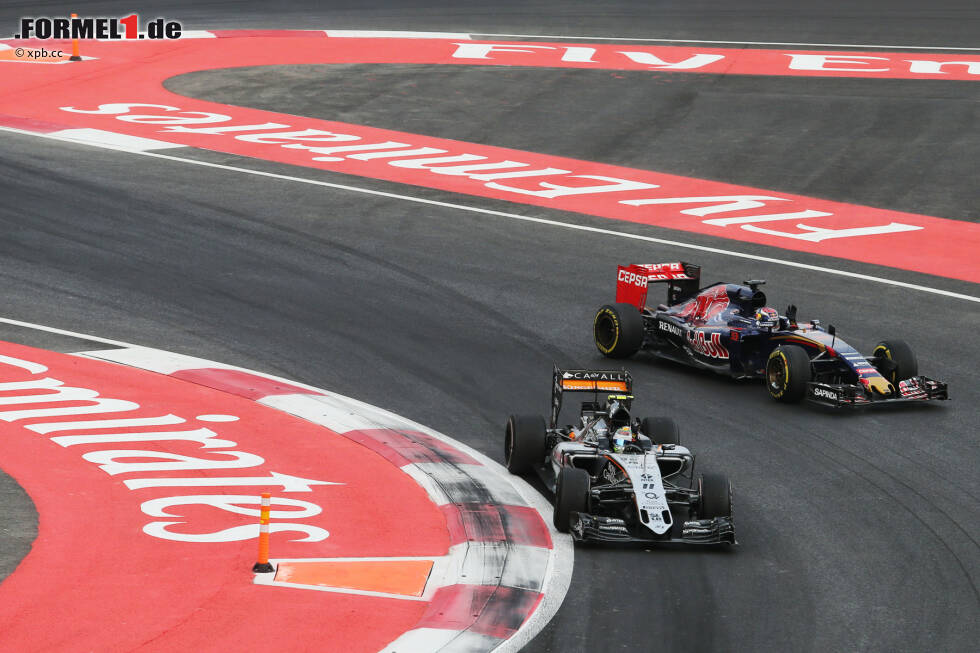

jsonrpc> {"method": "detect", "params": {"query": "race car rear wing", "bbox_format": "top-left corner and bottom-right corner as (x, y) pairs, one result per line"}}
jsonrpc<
(551, 365), (632, 428)
(615, 261), (701, 310)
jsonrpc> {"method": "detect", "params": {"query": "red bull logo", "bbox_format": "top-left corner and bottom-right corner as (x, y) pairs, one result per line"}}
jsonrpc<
(687, 330), (728, 359)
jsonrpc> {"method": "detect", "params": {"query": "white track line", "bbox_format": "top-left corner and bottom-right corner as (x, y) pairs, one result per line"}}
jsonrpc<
(473, 33), (980, 51)
(0, 315), (135, 347)
(2, 124), (977, 304)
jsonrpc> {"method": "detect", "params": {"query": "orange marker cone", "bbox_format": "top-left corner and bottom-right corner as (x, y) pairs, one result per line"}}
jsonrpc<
(69, 13), (81, 61)
(252, 492), (274, 573)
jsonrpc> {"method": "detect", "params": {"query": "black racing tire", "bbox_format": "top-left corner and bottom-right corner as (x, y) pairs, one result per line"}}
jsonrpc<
(504, 415), (546, 475)
(593, 303), (644, 359)
(554, 467), (591, 533)
(640, 416), (681, 446)
(873, 339), (918, 383)
(700, 473), (733, 519)
(765, 345), (811, 403)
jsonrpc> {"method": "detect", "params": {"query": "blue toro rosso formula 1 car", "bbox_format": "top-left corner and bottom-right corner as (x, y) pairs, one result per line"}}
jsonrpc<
(593, 262), (948, 408)
(505, 367), (735, 544)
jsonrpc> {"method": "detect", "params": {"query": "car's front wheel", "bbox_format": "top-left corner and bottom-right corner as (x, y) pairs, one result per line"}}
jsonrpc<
(700, 473), (733, 520)
(504, 415), (546, 475)
(873, 339), (918, 384)
(554, 467), (591, 533)
(765, 345), (811, 402)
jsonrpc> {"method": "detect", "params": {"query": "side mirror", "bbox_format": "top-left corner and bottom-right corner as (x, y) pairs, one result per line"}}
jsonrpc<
(828, 324), (836, 336)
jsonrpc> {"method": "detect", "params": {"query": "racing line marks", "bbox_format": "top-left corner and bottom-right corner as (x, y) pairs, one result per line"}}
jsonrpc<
(2, 123), (975, 304)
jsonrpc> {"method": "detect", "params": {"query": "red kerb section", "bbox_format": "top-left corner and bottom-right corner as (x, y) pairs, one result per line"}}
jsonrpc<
(343, 428), (481, 466)
(417, 584), (543, 638)
(441, 503), (553, 548)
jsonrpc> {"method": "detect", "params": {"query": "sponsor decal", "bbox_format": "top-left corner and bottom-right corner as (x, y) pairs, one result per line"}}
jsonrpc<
(0, 353), (334, 543)
(617, 268), (649, 288)
(812, 386), (838, 400)
(561, 370), (630, 392)
(686, 329), (729, 359)
(636, 262), (692, 281)
(13, 14), (183, 40)
(898, 378), (927, 397)
(658, 320), (683, 337)
(54, 104), (930, 250)
(677, 285), (730, 323)
(449, 42), (980, 81)
(644, 262), (685, 273)
(563, 370), (628, 382)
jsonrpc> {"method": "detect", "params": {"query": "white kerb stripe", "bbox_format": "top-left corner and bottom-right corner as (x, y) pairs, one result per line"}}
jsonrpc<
(77, 347), (238, 374)
(401, 463), (453, 505)
(448, 542), (551, 591)
(260, 393), (418, 432)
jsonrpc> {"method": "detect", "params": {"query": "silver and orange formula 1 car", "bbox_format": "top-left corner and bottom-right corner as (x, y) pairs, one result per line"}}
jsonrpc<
(504, 366), (735, 544)
(592, 262), (948, 408)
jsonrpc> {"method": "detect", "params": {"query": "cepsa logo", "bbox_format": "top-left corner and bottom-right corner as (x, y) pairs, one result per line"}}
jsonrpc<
(13, 14), (182, 40)
(618, 269), (649, 288)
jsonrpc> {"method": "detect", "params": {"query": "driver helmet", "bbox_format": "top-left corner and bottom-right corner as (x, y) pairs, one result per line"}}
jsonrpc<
(754, 307), (779, 329)
(611, 425), (634, 453)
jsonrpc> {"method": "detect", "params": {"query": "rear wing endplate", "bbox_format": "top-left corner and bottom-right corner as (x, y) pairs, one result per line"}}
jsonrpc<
(551, 365), (632, 428)
(616, 261), (701, 310)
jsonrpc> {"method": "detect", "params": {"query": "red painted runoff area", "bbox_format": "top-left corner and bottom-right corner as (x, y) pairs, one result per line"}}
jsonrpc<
(1, 34), (976, 281)
(0, 342), (447, 652)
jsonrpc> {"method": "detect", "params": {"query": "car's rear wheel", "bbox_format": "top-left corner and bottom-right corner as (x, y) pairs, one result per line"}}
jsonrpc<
(504, 415), (546, 475)
(640, 416), (681, 446)
(554, 467), (591, 533)
(765, 345), (811, 402)
(873, 339), (918, 384)
(700, 473), (733, 519)
(593, 303), (644, 359)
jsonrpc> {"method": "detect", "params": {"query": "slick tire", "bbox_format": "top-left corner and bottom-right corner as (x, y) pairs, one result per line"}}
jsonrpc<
(505, 415), (547, 475)
(873, 339), (918, 384)
(766, 345), (811, 403)
(554, 467), (591, 533)
(641, 416), (681, 446)
(594, 303), (644, 359)
(700, 473), (733, 520)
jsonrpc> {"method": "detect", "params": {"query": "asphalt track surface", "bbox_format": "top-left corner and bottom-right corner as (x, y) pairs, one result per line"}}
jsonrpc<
(1, 2), (979, 651)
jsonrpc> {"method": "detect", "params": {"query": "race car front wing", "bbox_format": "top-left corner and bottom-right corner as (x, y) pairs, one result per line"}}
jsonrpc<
(806, 375), (948, 408)
(570, 512), (736, 545)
